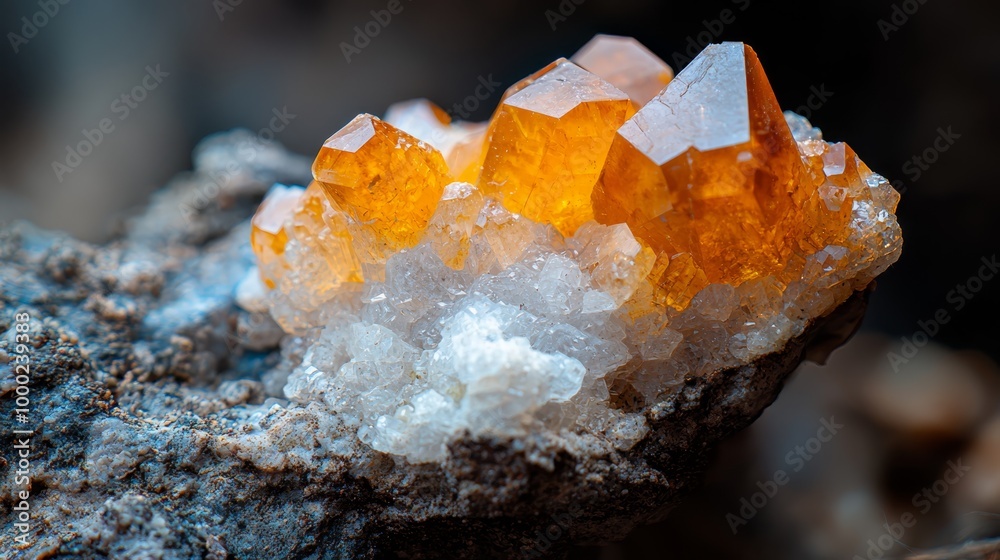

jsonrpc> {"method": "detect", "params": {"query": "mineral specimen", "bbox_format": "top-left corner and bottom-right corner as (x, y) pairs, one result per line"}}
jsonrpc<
(0, 39), (900, 557)
(248, 40), (901, 464)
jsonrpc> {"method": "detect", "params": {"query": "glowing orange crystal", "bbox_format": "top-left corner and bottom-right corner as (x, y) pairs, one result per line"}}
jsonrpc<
(592, 42), (822, 308)
(250, 183), (364, 290)
(250, 184), (303, 288)
(479, 60), (634, 236)
(291, 182), (364, 286)
(572, 34), (674, 107)
(313, 114), (451, 261)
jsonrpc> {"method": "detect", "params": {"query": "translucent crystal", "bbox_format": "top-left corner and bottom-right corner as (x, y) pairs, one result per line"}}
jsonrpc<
(566, 221), (656, 306)
(572, 34), (674, 107)
(250, 184), (303, 288)
(422, 182), (485, 270)
(593, 42), (813, 307)
(313, 114), (451, 261)
(479, 59), (634, 235)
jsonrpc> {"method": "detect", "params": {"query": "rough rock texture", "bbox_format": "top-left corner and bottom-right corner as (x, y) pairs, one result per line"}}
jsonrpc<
(1, 130), (872, 559)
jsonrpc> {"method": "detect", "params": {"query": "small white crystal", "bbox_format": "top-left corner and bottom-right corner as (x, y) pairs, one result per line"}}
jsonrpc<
(235, 267), (270, 313)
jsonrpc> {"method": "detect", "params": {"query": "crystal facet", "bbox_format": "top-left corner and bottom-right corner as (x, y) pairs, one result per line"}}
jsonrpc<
(251, 184), (304, 288)
(572, 33), (674, 107)
(478, 59), (634, 236)
(592, 42), (851, 308)
(313, 114), (451, 261)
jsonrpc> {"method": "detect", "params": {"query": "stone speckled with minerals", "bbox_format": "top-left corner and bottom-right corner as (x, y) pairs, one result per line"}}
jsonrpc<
(0, 36), (900, 559)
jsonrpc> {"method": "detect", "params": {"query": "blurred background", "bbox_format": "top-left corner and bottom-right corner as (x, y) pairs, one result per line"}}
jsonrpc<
(1, 0), (998, 557)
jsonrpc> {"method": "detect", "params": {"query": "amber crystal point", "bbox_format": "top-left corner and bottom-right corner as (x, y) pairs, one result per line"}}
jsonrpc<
(312, 113), (451, 259)
(478, 59), (634, 236)
(594, 42), (830, 307)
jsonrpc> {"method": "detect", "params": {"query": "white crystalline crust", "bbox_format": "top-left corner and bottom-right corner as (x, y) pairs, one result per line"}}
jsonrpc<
(257, 114), (901, 463)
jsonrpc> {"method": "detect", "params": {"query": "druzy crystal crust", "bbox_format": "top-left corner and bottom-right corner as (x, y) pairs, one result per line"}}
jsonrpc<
(248, 38), (901, 463)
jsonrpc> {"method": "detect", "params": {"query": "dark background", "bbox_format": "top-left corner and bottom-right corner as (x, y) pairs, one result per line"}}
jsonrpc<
(1, 0), (998, 557)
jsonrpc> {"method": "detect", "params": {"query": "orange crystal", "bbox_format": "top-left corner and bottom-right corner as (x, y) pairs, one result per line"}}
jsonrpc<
(245, 37), (904, 462)
(250, 184), (303, 288)
(572, 34), (674, 107)
(478, 59), (634, 236)
(291, 182), (364, 287)
(251, 182), (364, 290)
(592, 42), (830, 308)
(313, 113), (451, 261)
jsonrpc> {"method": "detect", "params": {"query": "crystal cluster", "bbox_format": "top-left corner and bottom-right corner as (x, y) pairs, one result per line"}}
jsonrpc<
(247, 36), (901, 463)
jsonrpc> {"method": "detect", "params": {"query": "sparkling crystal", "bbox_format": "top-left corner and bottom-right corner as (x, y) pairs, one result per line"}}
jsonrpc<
(591, 42), (872, 311)
(422, 182), (485, 270)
